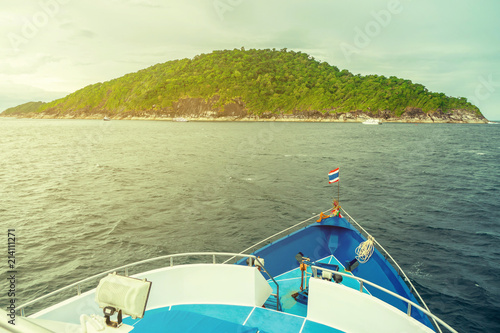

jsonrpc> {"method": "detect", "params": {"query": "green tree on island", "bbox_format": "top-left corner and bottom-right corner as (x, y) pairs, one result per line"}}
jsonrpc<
(3, 48), (483, 121)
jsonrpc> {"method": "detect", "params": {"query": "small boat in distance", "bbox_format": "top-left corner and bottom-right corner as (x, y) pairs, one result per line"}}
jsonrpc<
(173, 117), (188, 122)
(362, 118), (382, 125)
(103, 116), (111, 121)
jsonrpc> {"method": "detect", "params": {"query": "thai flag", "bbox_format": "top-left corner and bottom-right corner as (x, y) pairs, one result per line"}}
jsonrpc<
(328, 168), (339, 184)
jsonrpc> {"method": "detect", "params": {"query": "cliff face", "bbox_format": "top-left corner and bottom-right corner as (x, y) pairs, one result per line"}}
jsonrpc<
(153, 99), (488, 123)
(363, 107), (487, 123)
(398, 108), (488, 123)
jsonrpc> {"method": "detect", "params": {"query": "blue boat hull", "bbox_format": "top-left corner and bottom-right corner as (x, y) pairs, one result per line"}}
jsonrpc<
(244, 216), (435, 330)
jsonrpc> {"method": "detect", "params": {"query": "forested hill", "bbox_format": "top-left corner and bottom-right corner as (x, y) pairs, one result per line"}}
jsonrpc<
(2, 48), (487, 122)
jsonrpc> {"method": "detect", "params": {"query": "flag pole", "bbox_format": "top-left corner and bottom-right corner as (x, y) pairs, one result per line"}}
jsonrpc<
(328, 168), (341, 218)
(337, 177), (340, 203)
(328, 168), (340, 204)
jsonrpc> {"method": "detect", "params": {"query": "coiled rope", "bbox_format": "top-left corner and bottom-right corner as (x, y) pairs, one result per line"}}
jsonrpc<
(355, 235), (375, 263)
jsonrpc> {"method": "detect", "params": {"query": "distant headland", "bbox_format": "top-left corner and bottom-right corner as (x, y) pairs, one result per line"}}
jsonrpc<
(1, 48), (488, 123)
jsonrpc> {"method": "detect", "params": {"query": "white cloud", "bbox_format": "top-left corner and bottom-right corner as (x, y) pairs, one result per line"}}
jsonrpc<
(1, 0), (499, 119)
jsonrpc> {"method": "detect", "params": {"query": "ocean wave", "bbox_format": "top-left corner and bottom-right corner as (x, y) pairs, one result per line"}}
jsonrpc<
(2, 120), (499, 331)
(474, 230), (500, 240)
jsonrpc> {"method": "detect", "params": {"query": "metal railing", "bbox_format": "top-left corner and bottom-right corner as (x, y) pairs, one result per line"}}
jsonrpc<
(17, 252), (279, 316)
(253, 257), (280, 311)
(219, 207), (444, 331)
(310, 267), (458, 333)
(223, 209), (331, 264)
(340, 208), (443, 333)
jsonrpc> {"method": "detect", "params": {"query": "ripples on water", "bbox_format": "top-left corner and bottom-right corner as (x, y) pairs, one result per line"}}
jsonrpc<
(1, 118), (499, 332)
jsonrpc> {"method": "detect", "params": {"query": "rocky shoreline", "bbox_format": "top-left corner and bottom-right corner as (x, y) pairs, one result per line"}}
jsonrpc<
(3, 108), (488, 123)
(2, 96), (489, 123)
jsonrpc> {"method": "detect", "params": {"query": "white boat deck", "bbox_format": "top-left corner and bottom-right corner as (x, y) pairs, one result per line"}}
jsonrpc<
(13, 252), (446, 333)
(121, 255), (356, 332)
(119, 255), (433, 333)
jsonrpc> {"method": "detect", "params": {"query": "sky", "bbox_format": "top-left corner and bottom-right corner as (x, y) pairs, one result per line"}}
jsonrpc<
(1, 0), (499, 120)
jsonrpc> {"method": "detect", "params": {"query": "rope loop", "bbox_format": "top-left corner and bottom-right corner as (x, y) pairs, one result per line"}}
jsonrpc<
(355, 235), (375, 263)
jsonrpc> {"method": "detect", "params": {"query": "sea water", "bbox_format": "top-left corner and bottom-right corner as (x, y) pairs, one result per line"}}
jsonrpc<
(0, 118), (499, 332)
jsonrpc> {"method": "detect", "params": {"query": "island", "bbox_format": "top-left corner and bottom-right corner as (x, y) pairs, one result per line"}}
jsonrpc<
(1, 48), (488, 123)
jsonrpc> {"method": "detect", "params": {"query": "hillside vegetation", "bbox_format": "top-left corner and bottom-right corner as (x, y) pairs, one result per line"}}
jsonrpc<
(3, 101), (46, 115)
(3, 48), (482, 119)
